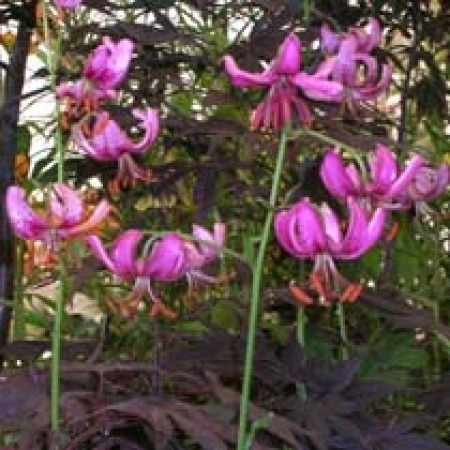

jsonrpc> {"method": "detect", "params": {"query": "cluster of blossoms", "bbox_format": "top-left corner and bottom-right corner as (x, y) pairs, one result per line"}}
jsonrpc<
(276, 145), (449, 306)
(57, 36), (159, 191)
(224, 19), (449, 306)
(223, 18), (391, 130)
(6, 30), (227, 319)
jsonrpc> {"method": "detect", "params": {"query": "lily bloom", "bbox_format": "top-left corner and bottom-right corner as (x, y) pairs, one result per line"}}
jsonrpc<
(320, 145), (425, 209)
(274, 197), (386, 305)
(6, 184), (111, 247)
(407, 164), (449, 204)
(317, 18), (391, 107)
(83, 37), (134, 92)
(223, 33), (343, 130)
(321, 17), (382, 56)
(56, 37), (133, 128)
(72, 108), (159, 189)
(85, 223), (226, 318)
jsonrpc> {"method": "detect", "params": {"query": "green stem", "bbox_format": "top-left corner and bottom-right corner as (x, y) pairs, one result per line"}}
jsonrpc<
(337, 302), (348, 360)
(237, 128), (288, 450)
(42, 0), (65, 435)
(296, 307), (305, 347)
(51, 259), (66, 431)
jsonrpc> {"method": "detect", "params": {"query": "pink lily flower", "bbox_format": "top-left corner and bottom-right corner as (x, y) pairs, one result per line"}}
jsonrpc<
(274, 197), (386, 305)
(320, 145), (425, 209)
(85, 223), (226, 318)
(6, 184), (111, 246)
(56, 37), (134, 128)
(407, 164), (449, 204)
(83, 37), (134, 92)
(321, 17), (382, 55)
(223, 33), (343, 130)
(317, 18), (392, 106)
(72, 108), (159, 188)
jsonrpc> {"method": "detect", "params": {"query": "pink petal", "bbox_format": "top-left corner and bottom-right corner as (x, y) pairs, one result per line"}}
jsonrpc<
(193, 222), (226, 261)
(5, 186), (47, 240)
(62, 199), (111, 239)
(128, 108), (160, 154)
(320, 23), (341, 54)
(141, 233), (186, 280)
(291, 199), (327, 256)
(85, 235), (118, 274)
(272, 33), (302, 75)
(321, 203), (343, 248)
(274, 210), (310, 258)
(222, 55), (272, 88)
(109, 229), (143, 278)
(369, 144), (398, 193)
(387, 153), (425, 199)
(320, 149), (358, 198)
(291, 72), (343, 102)
(50, 183), (83, 227)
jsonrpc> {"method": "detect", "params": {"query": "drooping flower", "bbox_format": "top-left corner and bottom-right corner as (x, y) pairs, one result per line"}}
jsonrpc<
(6, 184), (111, 246)
(320, 145), (425, 209)
(274, 197), (386, 305)
(83, 37), (134, 92)
(56, 37), (134, 127)
(85, 223), (226, 318)
(321, 17), (382, 56)
(72, 108), (159, 189)
(317, 18), (392, 108)
(406, 164), (449, 204)
(223, 33), (343, 130)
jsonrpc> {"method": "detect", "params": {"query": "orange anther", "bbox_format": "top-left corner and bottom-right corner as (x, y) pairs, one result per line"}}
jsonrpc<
(289, 283), (313, 305)
(309, 272), (327, 300)
(150, 300), (177, 320)
(386, 221), (400, 241)
(340, 284), (362, 303)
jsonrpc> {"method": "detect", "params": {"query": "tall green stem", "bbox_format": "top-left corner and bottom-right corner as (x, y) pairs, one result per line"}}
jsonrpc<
(337, 302), (348, 360)
(237, 129), (288, 450)
(42, 1), (65, 434)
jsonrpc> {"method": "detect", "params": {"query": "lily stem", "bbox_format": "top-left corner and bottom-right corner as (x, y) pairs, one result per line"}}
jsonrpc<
(237, 128), (288, 450)
(42, 0), (65, 435)
(337, 302), (349, 360)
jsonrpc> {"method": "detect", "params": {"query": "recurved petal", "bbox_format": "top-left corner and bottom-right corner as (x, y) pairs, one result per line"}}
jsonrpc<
(320, 23), (341, 54)
(274, 210), (307, 258)
(85, 235), (118, 274)
(277, 199), (327, 257)
(5, 186), (47, 240)
(291, 72), (343, 102)
(338, 198), (369, 259)
(320, 149), (358, 198)
(369, 144), (398, 193)
(320, 203), (343, 248)
(50, 183), (83, 226)
(387, 153), (425, 199)
(351, 63), (392, 101)
(272, 33), (302, 75)
(141, 233), (186, 280)
(129, 108), (160, 154)
(62, 199), (111, 239)
(104, 38), (134, 89)
(339, 199), (386, 259)
(222, 55), (272, 88)
(358, 17), (382, 53)
(193, 222), (226, 260)
(109, 229), (143, 278)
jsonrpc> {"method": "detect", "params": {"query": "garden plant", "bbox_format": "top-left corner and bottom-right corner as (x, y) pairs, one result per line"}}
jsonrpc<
(1, 1), (450, 449)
